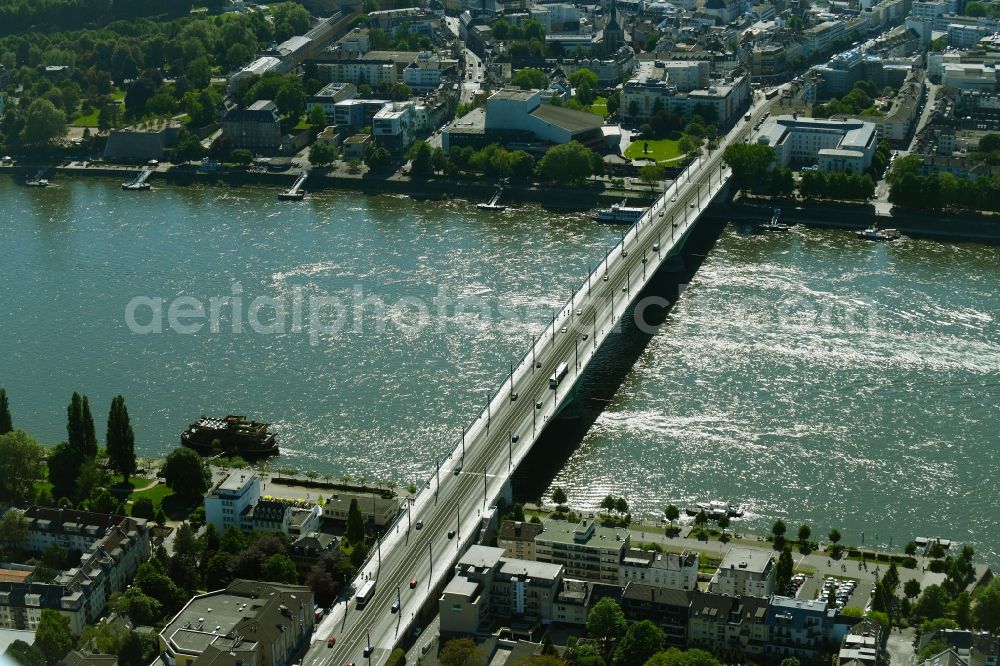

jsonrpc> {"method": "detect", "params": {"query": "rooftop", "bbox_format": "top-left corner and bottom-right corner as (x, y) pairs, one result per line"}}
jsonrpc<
(459, 545), (505, 570)
(497, 558), (562, 581)
(718, 547), (773, 574)
(530, 103), (605, 134)
(491, 89), (539, 101)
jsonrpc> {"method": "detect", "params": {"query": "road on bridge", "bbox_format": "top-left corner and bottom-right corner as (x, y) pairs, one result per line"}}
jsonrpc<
(307, 93), (777, 666)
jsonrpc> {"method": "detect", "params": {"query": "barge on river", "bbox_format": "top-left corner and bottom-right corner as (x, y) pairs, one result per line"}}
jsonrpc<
(181, 415), (279, 458)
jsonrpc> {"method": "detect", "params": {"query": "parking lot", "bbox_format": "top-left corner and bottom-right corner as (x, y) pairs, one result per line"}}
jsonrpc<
(795, 573), (873, 611)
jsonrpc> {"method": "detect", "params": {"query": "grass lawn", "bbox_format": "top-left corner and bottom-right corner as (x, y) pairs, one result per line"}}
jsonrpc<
(293, 115), (311, 131)
(589, 96), (608, 117)
(624, 138), (683, 163)
(71, 107), (100, 127)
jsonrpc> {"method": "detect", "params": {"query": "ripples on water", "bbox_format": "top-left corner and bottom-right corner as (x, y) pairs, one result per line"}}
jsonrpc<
(2, 180), (998, 563)
(549, 225), (1000, 563)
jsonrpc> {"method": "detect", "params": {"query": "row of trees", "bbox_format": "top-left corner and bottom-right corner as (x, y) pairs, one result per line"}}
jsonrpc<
(405, 140), (604, 185)
(799, 170), (876, 201)
(888, 154), (1000, 212)
(722, 143), (793, 197)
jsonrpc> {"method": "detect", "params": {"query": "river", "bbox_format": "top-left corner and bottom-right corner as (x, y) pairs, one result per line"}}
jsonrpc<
(2, 178), (997, 563)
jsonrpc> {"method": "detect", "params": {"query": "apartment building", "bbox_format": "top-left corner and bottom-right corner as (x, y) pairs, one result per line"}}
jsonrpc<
(308, 82), (356, 120)
(439, 546), (563, 638)
(159, 580), (314, 666)
(621, 584), (693, 647)
(765, 597), (836, 664)
(373, 102), (417, 154)
(534, 519), (629, 584)
(710, 547), (776, 598)
(618, 549), (698, 591)
(221, 101), (282, 150)
(205, 472), (260, 533)
(0, 508), (150, 636)
(321, 490), (399, 528)
(498, 520), (544, 561)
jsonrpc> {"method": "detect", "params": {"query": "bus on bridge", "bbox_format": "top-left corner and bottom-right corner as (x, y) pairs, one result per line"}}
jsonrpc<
(550, 362), (568, 389)
(355, 580), (375, 609)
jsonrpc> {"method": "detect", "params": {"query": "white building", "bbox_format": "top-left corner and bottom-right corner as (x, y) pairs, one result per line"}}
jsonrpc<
(204, 472), (260, 533)
(228, 56), (282, 94)
(618, 549), (699, 590)
(373, 102), (416, 153)
(309, 82), (356, 119)
(757, 114), (878, 173)
(0, 508), (150, 637)
(484, 89), (605, 146)
(942, 63), (998, 91)
(403, 52), (444, 90)
(710, 547), (776, 598)
(317, 59), (396, 86)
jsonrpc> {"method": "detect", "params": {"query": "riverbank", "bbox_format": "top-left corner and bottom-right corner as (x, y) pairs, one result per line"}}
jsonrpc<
(1, 162), (658, 211)
(715, 197), (1000, 243)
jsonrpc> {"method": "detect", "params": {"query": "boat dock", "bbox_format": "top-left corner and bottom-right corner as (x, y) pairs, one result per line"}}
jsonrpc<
(121, 167), (153, 191)
(25, 169), (50, 187)
(278, 171), (308, 200)
(759, 207), (789, 232)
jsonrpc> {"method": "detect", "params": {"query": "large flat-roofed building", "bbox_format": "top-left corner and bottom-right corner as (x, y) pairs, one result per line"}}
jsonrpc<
(308, 82), (356, 120)
(159, 580), (314, 666)
(533, 519), (629, 584)
(756, 114), (878, 173)
(710, 547), (775, 598)
(229, 57), (282, 94)
(205, 472), (261, 533)
(618, 549), (698, 590)
(942, 63), (998, 91)
(483, 89), (605, 146)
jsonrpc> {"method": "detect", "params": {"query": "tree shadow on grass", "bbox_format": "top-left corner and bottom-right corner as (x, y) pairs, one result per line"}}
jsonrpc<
(162, 494), (200, 521)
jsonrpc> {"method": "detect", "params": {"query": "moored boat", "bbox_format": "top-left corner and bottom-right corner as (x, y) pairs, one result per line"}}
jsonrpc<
(595, 202), (646, 224)
(181, 415), (279, 458)
(857, 224), (900, 241)
(686, 500), (744, 519)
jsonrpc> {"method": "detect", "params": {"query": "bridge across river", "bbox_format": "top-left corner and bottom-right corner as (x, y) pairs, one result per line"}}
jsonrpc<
(307, 97), (773, 666)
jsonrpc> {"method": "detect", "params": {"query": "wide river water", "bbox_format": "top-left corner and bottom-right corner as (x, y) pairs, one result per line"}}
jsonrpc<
(2, 179), (998, 563)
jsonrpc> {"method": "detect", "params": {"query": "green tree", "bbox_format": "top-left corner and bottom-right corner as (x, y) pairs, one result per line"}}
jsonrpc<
(117, 587), (163, 626)
(510, 67), (548, 90)
(161, 447), (211, 502)
(664, 504), (679, 526)
(569, 68), (598, 90)
(308, 104), (327, 127)
(552, 487), (568, 505)
(275, 79), (307, 119)
(537, 142), (600, 184)
(5, 640), (45, 666)
(694, 509), (708, 528)
(174, 130), (207, 163)
(640, 164), (665, 189)
(829, 528), (842, 544)
(67, 392), (97, 458)
(613, 620), (665, 666)
(346, 498), (365, 544)
(717, 514), (730, 537)
(0, 510), (29, 550)
(973, 578), (1000, 633)
(797, 524), (811, 543)
(0, 389), (12, 434)
(90, 488), (118, 514)
(440, 638), (485, 666)
(364, 144), (392, 172)
(772, 518), (787, 546)
(904, 579), (921, 599)
(0, 431), (47, 503)
(204, 551), (236, 587)
(117, 631), (153, 666)
(47, 443), (83, 502)
(230, 148), (253, 166)
(309, 141), (338, 165)
(389, 82), (412, 101)
(34, 609), (71, 666)
(950, 591), (972, 629)
(779, 659), (801, 666)
(775, 547), (794, 592)
(21, 99), (67, 146)
(723, 143), (776, 193)
(587, 597), (627, 651)
(131, 497), (155, 519)
(407, 140), (434, 176)
(915, 584), (950, 621)
(260, 553), (299, 583)
(132, 562), (186, 615)
(106, 395), (136, 485)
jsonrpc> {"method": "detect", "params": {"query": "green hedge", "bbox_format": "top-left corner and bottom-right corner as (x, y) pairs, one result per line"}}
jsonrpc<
(385, 648), (406, 666)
